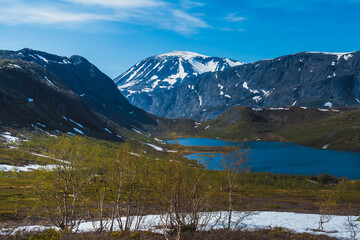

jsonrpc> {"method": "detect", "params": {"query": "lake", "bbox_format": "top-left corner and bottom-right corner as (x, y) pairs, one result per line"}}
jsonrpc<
(165, 138), (360, 180)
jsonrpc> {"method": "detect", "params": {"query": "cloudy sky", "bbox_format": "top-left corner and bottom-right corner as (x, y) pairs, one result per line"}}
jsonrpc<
(0, 0), (359, 78)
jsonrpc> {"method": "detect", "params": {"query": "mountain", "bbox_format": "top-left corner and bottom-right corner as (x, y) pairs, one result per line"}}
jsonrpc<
(117, 51), (360, 120)
(114, 50), (243, 112)
(0, 48), (156, 139)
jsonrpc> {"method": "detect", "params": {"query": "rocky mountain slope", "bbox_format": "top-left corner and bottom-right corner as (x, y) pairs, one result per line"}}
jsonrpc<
(0, 49), (156, 140)
(117, 51), (360, 120)
(114, 50), (243, 111)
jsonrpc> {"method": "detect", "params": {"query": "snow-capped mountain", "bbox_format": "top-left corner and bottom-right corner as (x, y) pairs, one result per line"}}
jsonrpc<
(114, 51), (243, 99)
(117, 51), (360, 120)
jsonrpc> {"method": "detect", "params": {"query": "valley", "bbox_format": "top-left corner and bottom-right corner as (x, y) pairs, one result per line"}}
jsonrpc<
(0, 48), (359, 239)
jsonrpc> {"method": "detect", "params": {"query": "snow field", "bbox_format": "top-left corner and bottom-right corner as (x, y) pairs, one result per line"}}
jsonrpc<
(1, 211), (358, 239)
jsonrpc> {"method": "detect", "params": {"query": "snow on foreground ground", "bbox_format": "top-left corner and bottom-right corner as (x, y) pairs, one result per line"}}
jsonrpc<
(0, 164), (57, 172)
(1, 211), (358, 239)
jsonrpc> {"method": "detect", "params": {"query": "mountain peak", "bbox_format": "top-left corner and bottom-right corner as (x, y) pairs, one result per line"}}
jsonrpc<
(156, 50), (209, 60)
(114, 51), (244, 108)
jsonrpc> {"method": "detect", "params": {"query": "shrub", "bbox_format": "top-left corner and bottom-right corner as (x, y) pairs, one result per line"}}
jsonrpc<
(28, 229), (62, 240)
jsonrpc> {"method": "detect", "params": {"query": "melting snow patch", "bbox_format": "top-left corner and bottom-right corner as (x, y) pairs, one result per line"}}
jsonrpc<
(324, 102), (333, 108)
(167, 150), (178, 153)
(0, 132), (19, 143)
(0, 164), (57, 172)
(261, 90), (269, 96)
(243, 82), (249, 89)
(318, 109), (330, 112)
(220, 91), (224, 95)
(69, 119), (83, 128)
(1, 211), (358, 239)
(189, 59), (220, 74)
(253, 96), (262, 102)
(322, 144), (330, 149)
(301, 107), (308, 110)
(151, 79), (161, 89)
(327, 73), (336, 78)
(225, 94), (231, 98)
(132, 128), (142, 134)
(104, 128), (112, 134)
(269, 107), (290, 110)
(36, 123), (46, 128)
(225, 58), (244, 67)
(292, 100), (297, 106)
(252, 108), (262, 111)
(249, 89), (260, 94)
(343, 54), (353, 61)
(145, 143), (164, 151)
(8, 64), (21, 69)
(35, 54), (48, 63)
(355, 98), (360, 103)
(28, 98), (34, 103)
(128, 152), (141, 157)
(196, 91), (202, 106)
(204, 125), (210, 130)
(73, 128), (84, 135)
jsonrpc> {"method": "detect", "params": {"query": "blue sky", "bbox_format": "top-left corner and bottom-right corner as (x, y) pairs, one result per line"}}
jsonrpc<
(0, 0), (359, 78)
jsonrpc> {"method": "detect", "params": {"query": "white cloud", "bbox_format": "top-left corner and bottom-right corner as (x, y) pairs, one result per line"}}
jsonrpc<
(224, 13), (246, 22)
(0, 0), (209, 35)
(61, 0), (165, 9)
(0, 4), (112, 25)
(171, 10), (209, 33)
(180, 0), (205, 9)
(221, 27), (245, 32)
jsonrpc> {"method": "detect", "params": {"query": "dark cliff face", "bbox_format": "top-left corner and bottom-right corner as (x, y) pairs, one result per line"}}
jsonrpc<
(0, 49), (157, 139)
(120, 51), (360, 120)
(0, 59), (120, 140)
(0, 48), (156, 130)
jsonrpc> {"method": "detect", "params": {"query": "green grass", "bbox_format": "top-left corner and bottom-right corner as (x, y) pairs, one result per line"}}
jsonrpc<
(1, 132), (360, 224)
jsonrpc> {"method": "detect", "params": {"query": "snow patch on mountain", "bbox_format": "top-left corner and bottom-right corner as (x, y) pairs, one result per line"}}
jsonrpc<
(156, 50), (209, 60)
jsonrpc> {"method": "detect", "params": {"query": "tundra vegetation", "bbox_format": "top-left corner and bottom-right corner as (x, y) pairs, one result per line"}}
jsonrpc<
(0, 134), (359, 239)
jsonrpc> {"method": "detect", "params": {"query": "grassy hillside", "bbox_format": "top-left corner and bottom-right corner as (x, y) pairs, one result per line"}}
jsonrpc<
(1, 133), (359, 225)
(150, 107), (360, 151)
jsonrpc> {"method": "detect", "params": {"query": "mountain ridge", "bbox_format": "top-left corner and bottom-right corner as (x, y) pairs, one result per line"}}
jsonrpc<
(0, 48), (157, 140)
(116, 50), (360, 120)
(114, 50), (243, 99)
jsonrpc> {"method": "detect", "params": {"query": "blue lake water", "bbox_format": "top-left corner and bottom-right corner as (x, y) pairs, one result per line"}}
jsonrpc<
(165, 138), (360, 179)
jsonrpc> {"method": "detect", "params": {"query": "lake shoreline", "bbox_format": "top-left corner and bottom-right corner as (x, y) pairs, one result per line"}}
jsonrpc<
(166, 138), (360, 180)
